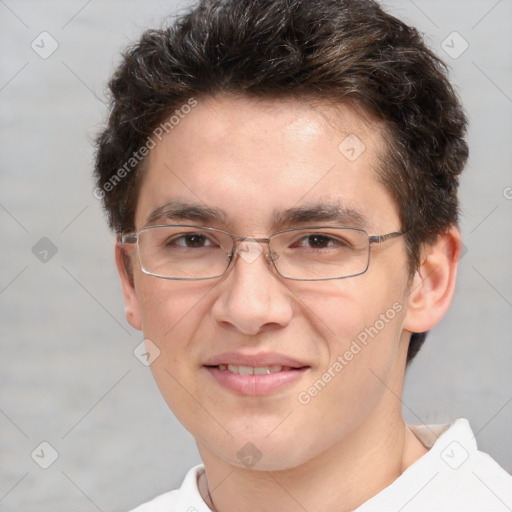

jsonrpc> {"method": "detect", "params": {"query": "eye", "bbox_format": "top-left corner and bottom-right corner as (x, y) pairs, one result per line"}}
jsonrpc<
(168, 232), (217, 248)
(292, 233), (350, 249)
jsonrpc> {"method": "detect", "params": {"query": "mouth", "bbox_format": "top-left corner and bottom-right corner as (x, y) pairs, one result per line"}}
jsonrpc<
(212, 363), (300, 375)
(203, 356), (310, 396)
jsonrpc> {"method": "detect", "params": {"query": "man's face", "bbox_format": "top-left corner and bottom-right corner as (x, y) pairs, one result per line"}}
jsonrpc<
(122, 95), (413, 470)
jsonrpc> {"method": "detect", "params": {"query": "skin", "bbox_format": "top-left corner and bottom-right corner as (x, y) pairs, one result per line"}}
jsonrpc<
(116, 94), (461, 512)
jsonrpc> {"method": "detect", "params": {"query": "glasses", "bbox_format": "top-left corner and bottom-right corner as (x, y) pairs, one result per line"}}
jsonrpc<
(121, 224), (405, 281)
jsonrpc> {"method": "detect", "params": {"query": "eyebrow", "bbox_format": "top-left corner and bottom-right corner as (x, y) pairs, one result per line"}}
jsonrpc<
(271, 202), (367, 230)
(145, 199), (368, 231)
(146, 200), (230, 226)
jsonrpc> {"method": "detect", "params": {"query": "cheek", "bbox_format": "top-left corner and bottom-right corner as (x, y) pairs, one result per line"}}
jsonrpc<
(136, 278), (213, 339)
(135, 280), (215, 431)
(301, 275), (406, 349)
(135, 278), (217, 408)
(300, 278), (407, 400)
(292, 298), (406, 452)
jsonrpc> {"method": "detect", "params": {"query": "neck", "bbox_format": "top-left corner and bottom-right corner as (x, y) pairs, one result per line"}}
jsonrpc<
(198, 406), (428, 512)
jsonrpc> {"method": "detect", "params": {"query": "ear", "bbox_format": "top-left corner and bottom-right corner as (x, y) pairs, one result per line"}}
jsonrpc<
(115, 240), (142, 331)
(403, 226), (461, 333)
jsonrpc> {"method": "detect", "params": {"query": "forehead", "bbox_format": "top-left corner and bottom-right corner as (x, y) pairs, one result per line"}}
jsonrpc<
(135, 95), (398, 233)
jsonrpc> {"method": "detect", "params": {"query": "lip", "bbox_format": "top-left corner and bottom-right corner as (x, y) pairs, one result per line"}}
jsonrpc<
(203, 351), (308, 368)
(203, 352), (310, 396)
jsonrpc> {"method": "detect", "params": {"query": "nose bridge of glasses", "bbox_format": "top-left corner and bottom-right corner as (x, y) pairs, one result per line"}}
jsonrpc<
(231, 236), (274, 265)
(233, 236), (271, 244)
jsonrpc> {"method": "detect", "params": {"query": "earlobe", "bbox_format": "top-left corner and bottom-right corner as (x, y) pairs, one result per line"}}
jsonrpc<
(114, 241), (142, 331)
(403, 226), (461, 334)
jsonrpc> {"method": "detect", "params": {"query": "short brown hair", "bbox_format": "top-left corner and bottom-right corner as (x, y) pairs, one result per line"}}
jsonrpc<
(94, 0), (468, 363)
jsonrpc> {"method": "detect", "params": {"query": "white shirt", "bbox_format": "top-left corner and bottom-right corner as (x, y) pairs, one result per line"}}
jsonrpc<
(129, 419), (512, 511)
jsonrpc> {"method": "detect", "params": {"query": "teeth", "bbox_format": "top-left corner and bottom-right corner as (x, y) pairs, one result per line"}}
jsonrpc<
(218, 364), (288, 374)
(237, 364), (253, 375)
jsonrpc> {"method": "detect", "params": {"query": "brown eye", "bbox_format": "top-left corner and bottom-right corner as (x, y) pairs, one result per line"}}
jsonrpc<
(304, 234), (331, 248)
(168, 233), (216, 248)
(291, 233), (350, 250)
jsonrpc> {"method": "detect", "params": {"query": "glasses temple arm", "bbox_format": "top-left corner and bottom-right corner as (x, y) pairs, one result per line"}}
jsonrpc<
(121, 233), (137, 244)
(368, 231), (406, 245)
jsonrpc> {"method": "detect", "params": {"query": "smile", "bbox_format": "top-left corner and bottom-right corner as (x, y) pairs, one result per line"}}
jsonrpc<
(216, 364), (294, 375)
(204, 363), (309, 396)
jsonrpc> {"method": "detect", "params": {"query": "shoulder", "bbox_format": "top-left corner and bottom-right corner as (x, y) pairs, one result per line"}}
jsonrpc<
(127, 489), (181, 512)
(127, 465), (210, 512)
(358, 419), (512, 511)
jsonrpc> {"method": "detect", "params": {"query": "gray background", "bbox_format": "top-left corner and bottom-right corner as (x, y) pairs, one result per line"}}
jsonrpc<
(0, 0), (511, 511)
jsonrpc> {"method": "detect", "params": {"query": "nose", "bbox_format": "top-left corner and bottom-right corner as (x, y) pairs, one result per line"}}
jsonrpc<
(211, 239), (294, 336)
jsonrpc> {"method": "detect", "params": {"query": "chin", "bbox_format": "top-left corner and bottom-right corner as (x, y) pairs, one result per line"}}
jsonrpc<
(204, 429), (319, 472)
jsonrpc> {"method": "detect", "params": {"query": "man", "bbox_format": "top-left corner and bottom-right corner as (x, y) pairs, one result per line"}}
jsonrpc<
(94, 0), (512, 510)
